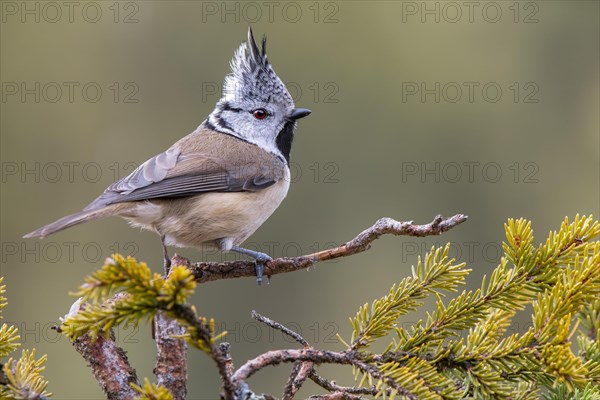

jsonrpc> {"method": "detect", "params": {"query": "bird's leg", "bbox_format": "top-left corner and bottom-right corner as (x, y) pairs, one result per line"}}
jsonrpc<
(161, 235), (171, 275)
(230, 245), (272, 285)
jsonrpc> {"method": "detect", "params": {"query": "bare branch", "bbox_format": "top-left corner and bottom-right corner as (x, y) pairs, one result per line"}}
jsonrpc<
(219, 342), (235, 381)
(59, 214), (467, 399)
(56, 295), (140, 400)
(71, 330), (140, 400)
(153, 310), (187, 400)
(253, 310), (313, 399)
(283, 360), (313, 400)
(232, 349), (342, 382)
(231, 349), (418, 400)
(309, 369), (389, 397)
(174, 214), (467, 283)
(169, 303), (236, 399)
(308, 393), (362, 400)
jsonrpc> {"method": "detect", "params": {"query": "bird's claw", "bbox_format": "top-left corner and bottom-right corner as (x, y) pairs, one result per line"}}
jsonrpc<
(254, 254), (272, 285)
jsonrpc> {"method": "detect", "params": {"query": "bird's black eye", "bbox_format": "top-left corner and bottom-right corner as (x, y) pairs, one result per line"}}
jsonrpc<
(252, 108), (268, 120)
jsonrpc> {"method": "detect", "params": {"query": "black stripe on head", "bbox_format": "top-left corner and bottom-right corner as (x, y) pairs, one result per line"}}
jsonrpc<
(216, 113), (235, 132)
(205, 119), (218, 131)
(275, 120), (296, 164)
(221, 101), (243, 113)
(203, 120), (253, 145)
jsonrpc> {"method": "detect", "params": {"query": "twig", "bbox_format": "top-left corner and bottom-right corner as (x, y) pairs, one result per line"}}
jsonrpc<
(174, 214), (467, 283)
(252, 310), (312, 399)
(283, 361), (312, 400)
(153, 310), (187, 400)
(231, 349), (418, 400)
(309, 393), (362, 400)
(219, 342), (235, 379)
(309, 369), (389, 397)
(252, 310), (309, 347)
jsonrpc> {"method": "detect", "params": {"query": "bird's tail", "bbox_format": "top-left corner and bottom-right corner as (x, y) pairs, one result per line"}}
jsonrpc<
(23, 205), (123, 239)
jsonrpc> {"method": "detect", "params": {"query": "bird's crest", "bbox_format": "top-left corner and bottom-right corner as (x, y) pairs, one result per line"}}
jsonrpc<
(221, 27), (293, 107)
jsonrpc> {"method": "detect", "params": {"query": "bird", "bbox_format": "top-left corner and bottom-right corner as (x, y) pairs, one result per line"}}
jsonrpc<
(24, 28), (311, 284)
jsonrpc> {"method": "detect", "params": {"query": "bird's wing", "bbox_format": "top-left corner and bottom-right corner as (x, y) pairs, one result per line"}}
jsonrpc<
(84, 133), (284, 210)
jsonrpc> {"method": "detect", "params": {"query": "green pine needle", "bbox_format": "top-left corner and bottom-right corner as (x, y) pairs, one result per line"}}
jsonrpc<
(347, 215), (600, 399)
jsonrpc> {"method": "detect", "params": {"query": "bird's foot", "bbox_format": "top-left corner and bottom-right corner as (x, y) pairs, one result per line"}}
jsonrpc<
(253, 252), (272, 285)
(230, 245), (273, 285)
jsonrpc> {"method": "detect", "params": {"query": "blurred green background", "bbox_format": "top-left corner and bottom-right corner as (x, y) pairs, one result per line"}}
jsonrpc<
(1, 1), (598, 398)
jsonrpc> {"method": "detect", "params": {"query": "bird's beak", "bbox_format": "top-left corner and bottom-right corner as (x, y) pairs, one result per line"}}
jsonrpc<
(290, 108), (312, 120)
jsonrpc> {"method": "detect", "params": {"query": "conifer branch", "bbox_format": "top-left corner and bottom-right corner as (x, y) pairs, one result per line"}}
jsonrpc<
(71, 329), (140, 400)
(1, 278), (52, 400)
(57, 257), (220, 399)
(0, 278), (21, 359)
(175, 214), (468, 283)
(231, 348), (417, 399)
(51, 293), (140, 400)
(352, 215), (600, 399)
(51, 215), (600, 399)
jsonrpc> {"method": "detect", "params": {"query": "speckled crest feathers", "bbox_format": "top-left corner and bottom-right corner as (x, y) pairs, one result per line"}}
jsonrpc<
(222, 28), (293, 107)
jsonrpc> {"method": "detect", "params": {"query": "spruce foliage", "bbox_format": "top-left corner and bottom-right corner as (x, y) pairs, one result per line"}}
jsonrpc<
(345, 215), (600, 399)
(0, 278), (51, 399)
(3, 215), (599, 399)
